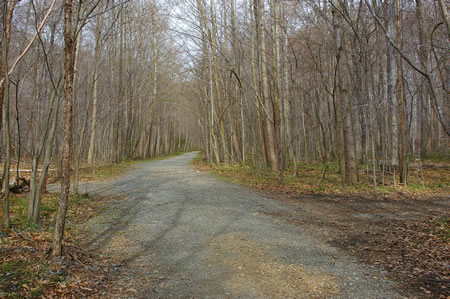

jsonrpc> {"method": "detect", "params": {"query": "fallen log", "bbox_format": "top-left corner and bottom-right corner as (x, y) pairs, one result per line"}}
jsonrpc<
(9, 177), (30, 193)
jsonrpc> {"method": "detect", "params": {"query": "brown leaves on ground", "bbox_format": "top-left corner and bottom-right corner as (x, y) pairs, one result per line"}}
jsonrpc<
(191, 155), (211, 172)
(352, 217), (449, 297)
(274, 195), (449, 298)
(0, 194), (130, 298)
(0, 230), (123, 298)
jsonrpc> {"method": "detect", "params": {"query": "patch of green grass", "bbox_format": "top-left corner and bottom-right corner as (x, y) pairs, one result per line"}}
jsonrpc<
(2, 191), (95, 231)
(434, 217), (450, 241)
(423, 151), (450, 162)
(3, 193), (60, 230)
(80, 160), (137, 181)
(192, 152), (203, 161)
(204, 156), (449, 198)
(407, 183), (426, 190)
(50, 274), (65, 283)
(70, 193), (90, 206)
(8, 195), (29, 224)
(0, 260), (38, 295)
(1, 260), (25, 273)
(376, 185), (394, 193)
(30, 287), (42, 297)
(40, 195), (59, 214)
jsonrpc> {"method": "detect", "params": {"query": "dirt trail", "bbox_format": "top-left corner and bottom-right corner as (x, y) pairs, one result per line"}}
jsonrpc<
(83, 152), (406, 298)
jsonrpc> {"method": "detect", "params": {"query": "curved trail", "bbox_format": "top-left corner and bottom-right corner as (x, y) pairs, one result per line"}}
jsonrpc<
(85, 152), (401, 298)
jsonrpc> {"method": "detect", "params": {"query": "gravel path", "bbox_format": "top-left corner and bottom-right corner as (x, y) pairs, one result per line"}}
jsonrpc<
(83, 152), (403, 298)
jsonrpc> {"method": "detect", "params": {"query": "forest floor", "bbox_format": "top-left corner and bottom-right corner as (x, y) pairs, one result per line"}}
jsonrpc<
(0, 152), (185, 297)
(197, 154), (450, 200)
(1, 152), (448, 298)
(0, 192), (124, 297)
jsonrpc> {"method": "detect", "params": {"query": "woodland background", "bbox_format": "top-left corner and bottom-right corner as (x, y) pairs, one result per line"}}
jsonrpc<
(0, 0), (448, 252)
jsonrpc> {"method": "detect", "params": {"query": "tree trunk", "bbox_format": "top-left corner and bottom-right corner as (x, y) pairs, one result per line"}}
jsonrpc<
(73, 30), (84, 195)
(210, 0), (229, 164)
(271, 0), (283, 181)
(1, 1), (17, 228)
(32, 95), (60, 224)
(28, 78), (61, 224)
(415, 0), (429, 157)
(281, 4), (296, 173)
(250, 0), (265, 166)
(258, 0), (278, 171)
(332, 0), (358, 184)
(395, 0), (405, 184)
(88, 11), (103, 165)
(53, 0), (76, 256)
(0, 1), (16, 136)
(386, 1), (399, 170)
(1, 41), (10, 228)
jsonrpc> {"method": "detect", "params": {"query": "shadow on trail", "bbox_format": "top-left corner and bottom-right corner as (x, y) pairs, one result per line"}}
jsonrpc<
(80, 152), (412, 298)
(85, 173), (251, 296)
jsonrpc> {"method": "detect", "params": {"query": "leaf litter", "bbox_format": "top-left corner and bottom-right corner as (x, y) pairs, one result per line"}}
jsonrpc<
(0, 194), (133, 298)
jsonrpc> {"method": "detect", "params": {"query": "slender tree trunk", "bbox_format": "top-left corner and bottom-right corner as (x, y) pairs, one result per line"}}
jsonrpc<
(210, 0), (229, 164)
(281, 4), (296, 173)
(0, 0), (16, 136)
(197, 0), (220, 164)
(332, 0), (358, 184)
(27, 77), (61, 223)
(32, 93), (60, 224)
(1, 1), (17, 228)
(415, 0), (429, 157)
(73, 30), (83, 195)
(300, 95), (308, 162)
(53, 0), (76, 256)
(258, 0), (278, 171)
(384, 1), (398, 173)
(333, 3), (346, 183)
(2, 41), (11, 229)
(231, 0), (245, 163)
(396, 0), (405, 184)
(271, 0), (283, 181)
(88, 12), (103, 165)
(250, 0), (265, 166)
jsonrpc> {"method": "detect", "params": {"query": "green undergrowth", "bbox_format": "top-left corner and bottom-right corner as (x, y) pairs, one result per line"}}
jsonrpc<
(423, 151), (450, 162)
(0, 190), (114, 297)
(1, 192), (95, 232)
(0, 259), (45, 298)
(434, 217), (450, 241)
(194, 153), (449, 199)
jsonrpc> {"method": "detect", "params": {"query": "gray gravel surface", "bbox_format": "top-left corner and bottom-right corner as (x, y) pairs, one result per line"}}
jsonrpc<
(82, 152), (404, 298)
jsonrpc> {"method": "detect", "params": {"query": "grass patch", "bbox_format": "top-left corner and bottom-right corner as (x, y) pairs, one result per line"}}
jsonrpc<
(0, 260), (43, 297)
(423, 151), (450, 162)
(434, 217), (450, 242)
(194, 153), (449, 199)
(2, 193), (60, 231)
